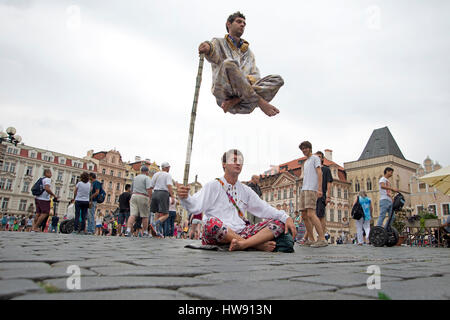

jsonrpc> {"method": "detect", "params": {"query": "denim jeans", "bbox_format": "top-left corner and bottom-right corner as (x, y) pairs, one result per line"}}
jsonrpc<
(87, 201), (97, 233)
(74, 201), (90, 232)
(163, 211), (176, 236)
(377, 199), (394, 227)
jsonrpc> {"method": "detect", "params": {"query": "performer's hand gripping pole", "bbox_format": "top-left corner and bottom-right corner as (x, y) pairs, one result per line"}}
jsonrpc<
(183, 54), (205, 186)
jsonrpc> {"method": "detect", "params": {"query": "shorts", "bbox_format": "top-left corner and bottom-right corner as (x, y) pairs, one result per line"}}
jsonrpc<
(130, 194), (150, 218)
(96, 224), (102, 228)
(35, 199), (51, 214)
(201, 217), (285, 246)
(150, 190), (169, 214)
(298, 190), (318, 211)
(316, 196), (326, 218)
(118, 211), (130, 225)
(192, 219), (203, 225)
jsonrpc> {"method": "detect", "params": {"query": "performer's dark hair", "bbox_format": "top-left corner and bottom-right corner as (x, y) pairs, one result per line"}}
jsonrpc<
(226, 11), (246, 32)
(315, 151), (324, 158)
(299, 141), (312, 150)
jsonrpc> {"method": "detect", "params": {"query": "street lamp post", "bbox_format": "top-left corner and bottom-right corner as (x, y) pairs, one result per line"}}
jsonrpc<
(0, 127), (22, 146)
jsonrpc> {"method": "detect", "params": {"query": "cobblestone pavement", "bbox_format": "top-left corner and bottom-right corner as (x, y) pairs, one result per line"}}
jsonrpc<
(1, 231), (449, 300)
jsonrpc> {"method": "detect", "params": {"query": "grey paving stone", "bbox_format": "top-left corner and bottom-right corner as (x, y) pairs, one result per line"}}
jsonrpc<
(42, 276), (217, 291)
(0, 279), (44, 299)
(0, 262), (51, 270)
(13, 288), (194, 300)
(88, 266), (211, 277)
(339, 275), (450, 300)
(284, 291), (376, 300)
(0, 267), (97, 280)
(196, 270), (313, 282)
(178, 280), (337, 300)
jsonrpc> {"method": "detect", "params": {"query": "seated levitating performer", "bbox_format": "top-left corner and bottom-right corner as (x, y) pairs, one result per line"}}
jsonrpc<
(198, 11), (284, 117)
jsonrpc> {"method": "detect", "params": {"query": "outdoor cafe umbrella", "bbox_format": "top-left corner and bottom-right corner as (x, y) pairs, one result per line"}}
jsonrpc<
(419, 165), (450, 196)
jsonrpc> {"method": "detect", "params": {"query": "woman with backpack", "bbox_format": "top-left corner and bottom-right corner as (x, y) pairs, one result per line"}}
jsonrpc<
(353, 191), (373, 246)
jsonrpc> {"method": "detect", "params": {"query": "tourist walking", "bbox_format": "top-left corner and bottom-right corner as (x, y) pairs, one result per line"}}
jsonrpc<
(125, 166), (152, 237)
(354, 191), (373, 245)
(118, 184), (132, 236)
(88, 173), (102, 235)
(149, 162), (175, 237)
(73, 172), (91, 234)
(50, 213), (59, 233)
(95, 211), (103, 236)
(298, 141), (327, 247)
(32, 169), (58, 232)
(163, 196), (177, 237)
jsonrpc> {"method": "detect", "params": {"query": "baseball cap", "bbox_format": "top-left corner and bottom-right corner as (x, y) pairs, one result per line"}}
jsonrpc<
(161, 162), (170, 168)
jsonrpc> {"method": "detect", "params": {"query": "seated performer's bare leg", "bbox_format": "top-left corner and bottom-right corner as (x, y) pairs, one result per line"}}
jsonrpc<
(229, 227), (276, 252)
(221, 97), (241, 113)
(257, 97), (279, 117)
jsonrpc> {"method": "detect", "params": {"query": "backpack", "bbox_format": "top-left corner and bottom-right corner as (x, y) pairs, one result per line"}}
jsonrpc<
(274, 231), (295, 253)
(351, 197), (364, 220)
(96, 185), (106, 204)
(392, 193), (405, 212)
(31, 177), (45, 196)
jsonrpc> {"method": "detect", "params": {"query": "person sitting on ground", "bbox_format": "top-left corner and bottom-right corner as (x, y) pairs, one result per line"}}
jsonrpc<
(177, 149), (296, 252)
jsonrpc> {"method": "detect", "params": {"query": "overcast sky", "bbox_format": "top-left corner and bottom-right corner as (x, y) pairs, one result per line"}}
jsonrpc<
(1, 0), (449, 184)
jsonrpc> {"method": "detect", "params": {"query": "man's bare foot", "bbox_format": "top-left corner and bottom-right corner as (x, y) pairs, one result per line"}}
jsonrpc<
(258, 98), (279, 117)
(221, 97), (241, 113)
(254, 241), (276, 252)
(229, 239), (246, 251)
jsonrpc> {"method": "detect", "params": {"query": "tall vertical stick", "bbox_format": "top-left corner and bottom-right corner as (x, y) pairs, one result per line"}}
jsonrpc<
(183, 54), (205, 186)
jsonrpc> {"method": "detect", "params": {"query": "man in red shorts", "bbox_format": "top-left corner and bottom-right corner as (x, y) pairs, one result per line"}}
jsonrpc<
(177, 149), (296, 252)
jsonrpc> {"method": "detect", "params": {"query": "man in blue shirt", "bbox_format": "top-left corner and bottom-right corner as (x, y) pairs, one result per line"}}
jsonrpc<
(88, 173), (101, 235)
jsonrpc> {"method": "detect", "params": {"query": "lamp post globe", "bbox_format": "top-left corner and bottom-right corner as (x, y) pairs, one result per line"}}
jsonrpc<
(14, 135), (22, 143)
(6, 127), (16, 136)
(0, 132), (7, 139)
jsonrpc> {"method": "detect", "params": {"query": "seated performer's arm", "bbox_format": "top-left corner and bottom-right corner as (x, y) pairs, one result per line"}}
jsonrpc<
(178, 181), (219, 216)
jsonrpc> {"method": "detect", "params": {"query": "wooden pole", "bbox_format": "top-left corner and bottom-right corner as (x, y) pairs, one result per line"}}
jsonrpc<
(183, 54), (205, 186)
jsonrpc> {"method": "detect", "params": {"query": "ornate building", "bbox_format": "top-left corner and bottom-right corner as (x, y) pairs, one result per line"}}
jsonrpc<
(85, 150), (128, 217)
(409, 156), (449, 222)
(344, 127), (420, 234)
(259, 149), (351, 244)
(0, 142), (97, 217)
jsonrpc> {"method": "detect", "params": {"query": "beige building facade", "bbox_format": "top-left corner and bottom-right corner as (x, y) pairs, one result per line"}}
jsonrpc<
(344, 127), (420, 235)
(409, 156), (449, 222)
(0, 142), (97, 218)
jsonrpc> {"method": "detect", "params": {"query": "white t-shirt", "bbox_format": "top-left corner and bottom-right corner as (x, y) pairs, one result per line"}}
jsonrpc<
(301, 155), (322, 191)
(151, 171), (173, 191)
(36, 177), (52, 201)
(75, 181), (91, 202)
(379, 177), (392, 202)
(169, 197), (177, 211)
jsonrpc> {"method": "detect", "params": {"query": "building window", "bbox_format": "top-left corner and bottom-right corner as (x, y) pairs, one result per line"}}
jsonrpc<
(25, 166), (33, 176)
(271, 192), (274, 201)
(43, 155), (54, 162)
(283, 189), (287, 200)
(88, 164), (94, 171)
(19, 200), (27, 211)
(22, 181), (30, 193)
(344, 189), (348, 200)
(108, 181), (112, 189)
(1, 198), (9, 210)
(59, 158), (66, 165)
(110, 170), (114, 176)
(115, 196), (119, 203)
(55, 186), (61, 197)
(428, 204), (437, 215)
(338, 210), (342, 222)
(116, 183), (120, 191)
(29, 151), (37, 159)
(118, 172), (122, 178)
(337, 188), (342, 199)
(329, 209), (334, 222)
(416, 205), (424, 214)
(107, 194), (111, 203)
(277, 190), (281, 199)
(7, 147), (19, 155)
(102, 168), (106, 175)
(442, 204), (449, 216)
(5, 179), (13, 191)
(355, 181), (360, 193)
(367, 179), (372, 191)
(57, 171), (63, 182)
(419, 183), (426, 191)
(344, 210), (348, 220)
(290, 188), (293, 198)
(0, 178), (5, 189)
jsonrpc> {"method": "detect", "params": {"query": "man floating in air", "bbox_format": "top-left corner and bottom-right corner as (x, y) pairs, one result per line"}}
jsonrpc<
(198, 11), (284, 117)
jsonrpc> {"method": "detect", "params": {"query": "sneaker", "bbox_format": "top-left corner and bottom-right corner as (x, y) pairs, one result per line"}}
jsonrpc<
(299, 239), (314, 247)
(124, 231), (131, 237)
(310, 240), (328, 248)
